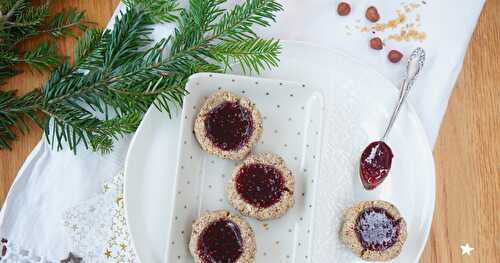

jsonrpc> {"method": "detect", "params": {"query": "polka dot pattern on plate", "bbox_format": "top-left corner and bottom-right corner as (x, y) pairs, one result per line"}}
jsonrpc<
(166, 73), (323, 263)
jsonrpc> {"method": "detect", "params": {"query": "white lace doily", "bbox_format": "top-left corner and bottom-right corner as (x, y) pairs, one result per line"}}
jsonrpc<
(0, 173), (137, 263)
(62, 173), (137, 262)
(0, 239), (51, 262)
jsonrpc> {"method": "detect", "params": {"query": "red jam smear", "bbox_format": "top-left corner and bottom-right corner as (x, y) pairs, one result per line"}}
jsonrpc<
(198, 219), (244, 263)
(235, 163), (285, 208)
(359, 141), (393, 190)
(355, 207), (400, 251)
(204, 101), (254, 151)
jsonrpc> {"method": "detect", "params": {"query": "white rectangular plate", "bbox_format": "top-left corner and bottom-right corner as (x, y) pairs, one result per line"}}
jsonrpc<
(165, 73), (324, 263)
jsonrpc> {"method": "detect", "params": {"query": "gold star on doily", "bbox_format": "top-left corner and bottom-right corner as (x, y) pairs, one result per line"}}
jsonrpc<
(120, 243), (127, 251)
(104, 249), (112, 258)
(60, 252), (82, 263)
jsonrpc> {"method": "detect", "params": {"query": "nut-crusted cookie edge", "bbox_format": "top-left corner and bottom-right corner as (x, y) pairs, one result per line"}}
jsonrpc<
(340, 200), (407, 261)
(189, 210), (256, 263)
(194, 91), (263, 160)
(226, 153), (295, 221)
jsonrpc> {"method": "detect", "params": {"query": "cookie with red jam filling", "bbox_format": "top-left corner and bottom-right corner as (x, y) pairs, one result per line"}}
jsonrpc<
(194, 91), (262, 160)
(189, 210), (256, 263)
(226, 153), (294, 220)
(341, 200), (407, 261)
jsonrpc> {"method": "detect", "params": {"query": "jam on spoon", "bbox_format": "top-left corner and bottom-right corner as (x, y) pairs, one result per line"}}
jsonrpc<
(235, 163), (285, 208)
(360, 47), (426, 190)
(198, 219), (244, 263)
(360, 141), (393, 190)
(204, 101), (254, 151)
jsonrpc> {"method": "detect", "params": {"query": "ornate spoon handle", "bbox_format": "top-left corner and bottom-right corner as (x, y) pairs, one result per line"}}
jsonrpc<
(381, 47), (426, 141)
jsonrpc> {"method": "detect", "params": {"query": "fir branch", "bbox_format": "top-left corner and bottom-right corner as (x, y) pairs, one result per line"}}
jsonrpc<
(21, 42), (60, 71)
(123, 0), (180, 23)
(0, 42), (59, 71)
(211, 38), (280, 74)
(102, 8), (154, 71)
(73, 28), (104, 67)
(0, 1), (88, 84)
(44, 9), (88, 38)
(90, 112), (142, 153)
(0, 89), (43, 150)
(2, 0), (27, 23)
(0, 0), (283, 153)
(0, 49), (17, 67)
(212, 0), (283, 41)
(5, 3), (48, 31)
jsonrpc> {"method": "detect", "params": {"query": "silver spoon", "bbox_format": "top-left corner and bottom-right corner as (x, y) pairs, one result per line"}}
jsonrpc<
(359, 47), (426, 190)
(382, 47), (426, 141)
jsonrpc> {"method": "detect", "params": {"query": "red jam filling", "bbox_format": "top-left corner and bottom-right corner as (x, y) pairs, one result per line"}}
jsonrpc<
(204, 101), (254, 151)
(359, 141), (393, 190)
(235, 163), (285, 208)
(355, 207), (400, 251)
(198, 219), (244, 263)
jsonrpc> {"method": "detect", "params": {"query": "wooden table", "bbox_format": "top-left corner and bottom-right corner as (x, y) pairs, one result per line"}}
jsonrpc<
(1, 1), (498, 262)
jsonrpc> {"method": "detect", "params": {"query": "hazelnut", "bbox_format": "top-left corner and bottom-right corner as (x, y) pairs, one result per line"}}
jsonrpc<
(366, 6), (380, 22)
(337, 2), (351, 16)
(388, 50), (404, 63)
(369, 37), (383, 50)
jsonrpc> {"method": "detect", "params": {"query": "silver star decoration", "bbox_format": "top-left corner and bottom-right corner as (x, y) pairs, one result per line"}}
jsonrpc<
(460, 243), (474, 256)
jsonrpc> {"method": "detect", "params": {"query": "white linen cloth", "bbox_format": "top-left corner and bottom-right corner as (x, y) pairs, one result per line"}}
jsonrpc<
(0, 0), (485, 261)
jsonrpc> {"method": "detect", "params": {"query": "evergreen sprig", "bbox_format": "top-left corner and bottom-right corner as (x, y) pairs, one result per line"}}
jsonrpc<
(0, 0), (88, 83)
(0, 0), (283, 153)
(123, 0), (180, 23)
